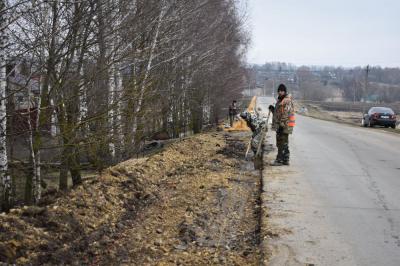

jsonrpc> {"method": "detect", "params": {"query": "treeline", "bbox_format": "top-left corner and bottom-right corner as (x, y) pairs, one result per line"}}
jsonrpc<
(340, 67), (400, 103)
(0, 0), (249, 210)
(254, 63), (400, 102)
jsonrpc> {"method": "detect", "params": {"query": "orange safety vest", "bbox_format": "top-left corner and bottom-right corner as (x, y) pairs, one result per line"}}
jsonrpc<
(288, 114), (296, 127)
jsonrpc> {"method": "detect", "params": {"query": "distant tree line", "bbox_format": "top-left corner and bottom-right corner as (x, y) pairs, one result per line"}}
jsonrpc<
(254, 62), (400, 103)
(0, 0), (249, 210)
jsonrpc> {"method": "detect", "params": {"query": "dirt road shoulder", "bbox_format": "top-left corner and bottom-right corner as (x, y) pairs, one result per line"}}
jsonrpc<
(0, 131), (263, 265)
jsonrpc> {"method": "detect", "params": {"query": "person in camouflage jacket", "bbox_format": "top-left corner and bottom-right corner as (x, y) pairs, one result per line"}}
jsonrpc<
(269, 84), (295, 165)
(240, 110), (267, 154)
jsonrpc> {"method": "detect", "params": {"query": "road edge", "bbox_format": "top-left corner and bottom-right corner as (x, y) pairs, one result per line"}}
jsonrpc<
(260, 165), (269, 265)
(259, 138), (276, 265)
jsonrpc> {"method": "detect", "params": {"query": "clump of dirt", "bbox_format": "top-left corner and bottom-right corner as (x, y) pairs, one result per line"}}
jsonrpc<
(0, 158), (154, 265)
(0, 131), (262, 265)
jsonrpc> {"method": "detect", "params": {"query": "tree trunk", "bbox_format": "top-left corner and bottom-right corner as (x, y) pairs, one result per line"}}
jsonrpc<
(0, 0), (11, 210)
(26, 88), (41, 204)
(59, 143), (69, 191)
(132, 1), (166, 138)
(69, 146), (81, 187)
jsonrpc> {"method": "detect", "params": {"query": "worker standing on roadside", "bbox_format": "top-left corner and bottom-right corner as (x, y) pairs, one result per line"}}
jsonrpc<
(269, 84), (295, 166)
(228, 100), (238, 127)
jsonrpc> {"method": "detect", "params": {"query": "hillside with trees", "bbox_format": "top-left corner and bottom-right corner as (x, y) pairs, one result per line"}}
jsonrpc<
(0, 0), (250, 211)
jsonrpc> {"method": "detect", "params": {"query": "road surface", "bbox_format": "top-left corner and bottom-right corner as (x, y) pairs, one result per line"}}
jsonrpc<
(257, 96), (400, 266)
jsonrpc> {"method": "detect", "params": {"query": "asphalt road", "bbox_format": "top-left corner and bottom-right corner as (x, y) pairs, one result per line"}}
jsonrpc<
(257, 96), (400, 266)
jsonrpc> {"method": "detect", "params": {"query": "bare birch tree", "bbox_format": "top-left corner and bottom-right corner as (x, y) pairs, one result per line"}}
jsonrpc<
(1, 0), (250, 210)
(0, 0), (11, 210)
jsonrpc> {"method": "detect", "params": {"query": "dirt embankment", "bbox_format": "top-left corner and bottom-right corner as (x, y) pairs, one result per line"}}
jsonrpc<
(0, 131), (262, 265)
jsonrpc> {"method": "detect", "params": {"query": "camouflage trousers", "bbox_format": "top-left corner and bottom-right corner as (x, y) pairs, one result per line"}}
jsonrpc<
(251, 132), (264, 170)
(276, 130), (289, 163)
(251, 132), (263, 154)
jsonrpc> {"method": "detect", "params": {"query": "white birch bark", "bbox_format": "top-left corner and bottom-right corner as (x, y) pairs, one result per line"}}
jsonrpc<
(77, 62), (90, 146)
(34, 81), (41, 202)
(0, 0), (11, 207)
(26, 86), (41, 203)
(108, 59), (116, 160)
(115, 66), (123, 155)
(77, 67), (88, 133)
(50, 97), (57, 137)
(108, 60), (124, 160)
(108, 0), (123, 161)
(132, 0), (166, 135)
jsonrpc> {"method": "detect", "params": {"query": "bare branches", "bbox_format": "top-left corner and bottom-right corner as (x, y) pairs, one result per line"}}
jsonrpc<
(1, 0), (249, 209)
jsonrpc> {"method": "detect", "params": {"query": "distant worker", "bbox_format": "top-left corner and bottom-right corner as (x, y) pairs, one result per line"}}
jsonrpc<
(228, 100), (238, 127)
(269, 84), (295, 166)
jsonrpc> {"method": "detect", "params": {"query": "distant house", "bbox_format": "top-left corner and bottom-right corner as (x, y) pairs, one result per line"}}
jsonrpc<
(6, 59), (43, 134)
(8, 73), (40, 110)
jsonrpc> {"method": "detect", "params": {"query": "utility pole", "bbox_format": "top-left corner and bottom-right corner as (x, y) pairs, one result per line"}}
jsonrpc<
(364, 65), (369, 102)
(264, 78), (268, 96)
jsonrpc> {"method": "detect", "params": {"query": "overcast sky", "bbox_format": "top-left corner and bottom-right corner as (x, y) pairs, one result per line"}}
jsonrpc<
(245, 0), (400, 67)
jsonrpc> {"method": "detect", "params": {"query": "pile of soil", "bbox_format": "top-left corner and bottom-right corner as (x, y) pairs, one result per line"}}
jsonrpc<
(0, 158), (154, 264)
(0, 131), (262, 265)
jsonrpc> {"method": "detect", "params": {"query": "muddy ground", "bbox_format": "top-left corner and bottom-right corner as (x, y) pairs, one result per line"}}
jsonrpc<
(0, 131), (263, 265)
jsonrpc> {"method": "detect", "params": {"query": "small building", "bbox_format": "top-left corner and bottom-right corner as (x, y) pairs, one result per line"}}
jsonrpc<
(6, 59), (42, 134)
